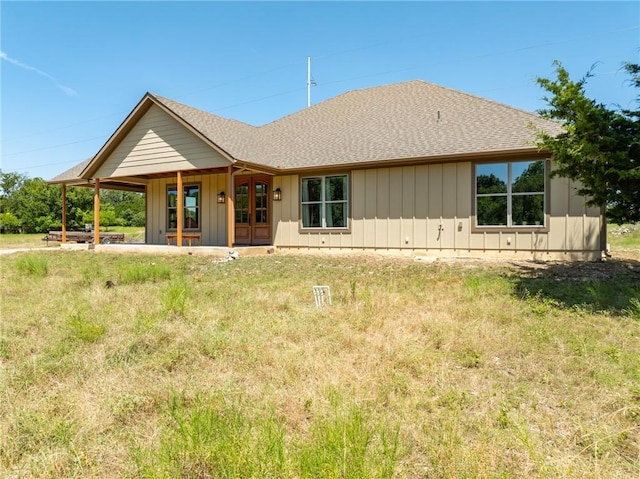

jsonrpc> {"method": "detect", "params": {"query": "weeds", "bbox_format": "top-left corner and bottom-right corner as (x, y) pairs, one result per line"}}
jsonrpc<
(162, 278), (189, 317)
(15, 254), (48, 276)
(625, 297), (640, 321)
(67, 313), (106, 343)
(117, 260), (171, 284)
(297, 399), (399, 479)
(136, 393), (287, 478)
(134, 392), (399, 479)
(1, 251), (639, 478)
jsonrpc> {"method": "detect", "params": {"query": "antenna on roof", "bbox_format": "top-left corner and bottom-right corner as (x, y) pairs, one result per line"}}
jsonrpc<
(307, 56), (317, 108)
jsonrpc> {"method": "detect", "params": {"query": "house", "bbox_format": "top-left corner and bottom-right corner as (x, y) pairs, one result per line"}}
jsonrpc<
(49, 80), (604, 260)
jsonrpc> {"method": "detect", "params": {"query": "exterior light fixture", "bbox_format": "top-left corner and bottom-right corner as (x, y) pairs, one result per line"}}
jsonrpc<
(273, 187), (282, 201)
(217, 191), (226, 204)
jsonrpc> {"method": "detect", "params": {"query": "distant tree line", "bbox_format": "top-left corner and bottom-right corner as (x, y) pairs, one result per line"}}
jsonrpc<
(0, 170), (145, 234)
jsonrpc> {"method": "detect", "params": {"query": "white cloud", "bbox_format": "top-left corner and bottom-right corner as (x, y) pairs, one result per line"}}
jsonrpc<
(0, 50), (77, 96)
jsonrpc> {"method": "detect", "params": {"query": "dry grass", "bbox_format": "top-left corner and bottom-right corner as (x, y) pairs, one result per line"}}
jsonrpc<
(1, 250), (639, 478)
(0, 227), (145, 250)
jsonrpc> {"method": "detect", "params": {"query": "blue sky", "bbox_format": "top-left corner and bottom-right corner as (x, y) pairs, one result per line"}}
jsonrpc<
(1, 1), (638, 180)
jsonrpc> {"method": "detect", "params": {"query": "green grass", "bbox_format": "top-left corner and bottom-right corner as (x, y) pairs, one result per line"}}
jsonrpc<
(15, 254), (49, 277)
(1, 250), (639, 478)
(609, 223), (640, 257)
(0, 233), (56, 249)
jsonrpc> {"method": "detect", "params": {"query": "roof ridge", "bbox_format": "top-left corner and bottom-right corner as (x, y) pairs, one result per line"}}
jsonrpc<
(258, 79), (430, 130)
(150, 93), (257, 129)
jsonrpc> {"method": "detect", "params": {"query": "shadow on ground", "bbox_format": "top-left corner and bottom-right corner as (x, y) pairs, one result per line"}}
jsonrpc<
(512, 258), (640, 316)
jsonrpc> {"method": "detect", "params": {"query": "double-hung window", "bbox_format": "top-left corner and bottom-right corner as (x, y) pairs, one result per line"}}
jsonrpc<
(301, 175), (348, 229)
(475, 160), (545, 227)
(167, 184), (200, 230)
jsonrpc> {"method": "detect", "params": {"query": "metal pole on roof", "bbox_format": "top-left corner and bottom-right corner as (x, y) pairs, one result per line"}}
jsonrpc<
(307, 57), (311, 108)
(307, 57), (317, 108)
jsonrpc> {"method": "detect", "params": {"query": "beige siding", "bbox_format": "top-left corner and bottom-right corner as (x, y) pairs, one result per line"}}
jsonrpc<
(95, 105), (230, 178)
(401, 166), (415, 248)
(427, 164), (443, 249)
(413, 166), (429, 248)
(272, 175), (300, 246)
(273, 162), (602, 259)
(455, 163), (472, 250)
(146, 173), (228, 246)
(351, 170), (366, 247)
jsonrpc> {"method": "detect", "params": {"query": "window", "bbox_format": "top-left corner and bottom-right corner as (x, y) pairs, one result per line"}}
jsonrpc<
(475, 160), (545, 227)
(167, 184), (199, 230)
(301, 175), (348, 229)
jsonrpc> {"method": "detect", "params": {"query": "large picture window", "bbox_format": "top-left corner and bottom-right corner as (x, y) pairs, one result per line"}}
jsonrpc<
(476, 160), (545, 227)
(167, 184), (200, 230)
(301, 175), (348, 229)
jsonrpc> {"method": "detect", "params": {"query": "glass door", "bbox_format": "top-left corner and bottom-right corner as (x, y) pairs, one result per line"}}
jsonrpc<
(234, 176), (271, 245)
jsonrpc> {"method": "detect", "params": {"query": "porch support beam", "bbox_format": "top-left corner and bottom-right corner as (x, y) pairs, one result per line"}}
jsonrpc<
(61, 184), (67, 243)
(94, 179), (100, 245)
(227, 165), (234, 248)
(177, 171), (183, 247)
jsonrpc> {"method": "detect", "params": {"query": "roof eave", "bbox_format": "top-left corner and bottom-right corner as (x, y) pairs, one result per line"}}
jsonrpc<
(279, 147), (551, 174)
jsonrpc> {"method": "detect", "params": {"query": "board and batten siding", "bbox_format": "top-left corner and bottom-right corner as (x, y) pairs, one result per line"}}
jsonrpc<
(146, 173), (228, 246)
(94, 104), (230, 178)
(272, 163), (602, 259)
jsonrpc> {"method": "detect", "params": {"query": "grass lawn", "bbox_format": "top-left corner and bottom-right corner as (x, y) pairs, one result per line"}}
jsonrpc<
(609, 224), (640, 258)
(1, 247), (639, 478)
(0, 227), (145, 249)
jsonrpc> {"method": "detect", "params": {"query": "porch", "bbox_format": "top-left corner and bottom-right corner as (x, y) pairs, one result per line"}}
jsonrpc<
(53, 166), (281, 249)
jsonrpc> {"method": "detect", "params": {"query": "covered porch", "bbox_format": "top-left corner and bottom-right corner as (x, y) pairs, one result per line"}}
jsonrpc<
(50, 164), (280, 248)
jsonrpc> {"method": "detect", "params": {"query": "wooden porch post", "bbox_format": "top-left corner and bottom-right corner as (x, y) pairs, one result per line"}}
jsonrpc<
(94, 179), (100, 245)
(61, 184), (67, 243)
(227, 165), (234, 248)
(177, 171), (183, 247)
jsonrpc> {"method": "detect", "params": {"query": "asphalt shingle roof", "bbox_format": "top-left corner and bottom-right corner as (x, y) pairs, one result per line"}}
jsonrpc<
(49, 157), (93, 183)
(151, 94), (263, 162)
(154, 80), (562, 170)
(52, 80), (563, 181)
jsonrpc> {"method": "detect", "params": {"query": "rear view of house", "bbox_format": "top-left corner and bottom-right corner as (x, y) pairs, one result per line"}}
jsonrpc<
(50, 80), (604, 260)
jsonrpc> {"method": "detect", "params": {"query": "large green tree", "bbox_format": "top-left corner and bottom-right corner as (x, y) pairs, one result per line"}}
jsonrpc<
(0, 170), (144, 233)
(9, 177), (62, 233)
(536, 61), (640, 225)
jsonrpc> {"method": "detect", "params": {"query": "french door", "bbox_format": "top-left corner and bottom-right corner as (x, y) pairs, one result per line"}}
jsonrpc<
(234, 176), (271, 245)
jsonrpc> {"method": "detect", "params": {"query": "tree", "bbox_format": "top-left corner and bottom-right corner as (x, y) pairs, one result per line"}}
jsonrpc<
(535, 61), (640, 224)
(11, 178), (62, 233)
(0, 212), (21, 233)
(100, 205), (117, 231)
(0, 169), (145, 233)
(66, 187), (94, 230)
(101, 190), (145, 226)
(0, 170), (29, 221)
